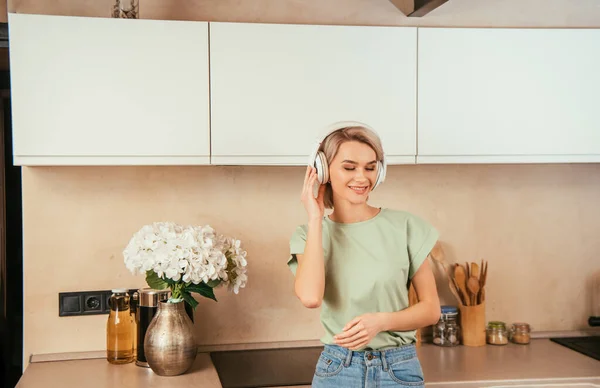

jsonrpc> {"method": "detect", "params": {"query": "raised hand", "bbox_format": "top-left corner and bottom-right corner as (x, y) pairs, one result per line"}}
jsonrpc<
(300, 166), (326, 222)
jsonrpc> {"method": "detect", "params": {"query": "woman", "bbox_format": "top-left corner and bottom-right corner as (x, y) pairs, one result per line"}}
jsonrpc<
(287, 122), (441, 387)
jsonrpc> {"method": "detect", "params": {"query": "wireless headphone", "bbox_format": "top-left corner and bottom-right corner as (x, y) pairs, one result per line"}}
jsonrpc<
(308, 121), (387, 190)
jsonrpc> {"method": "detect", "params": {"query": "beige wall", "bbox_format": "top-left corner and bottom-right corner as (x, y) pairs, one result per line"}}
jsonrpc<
(0, 1), (6, 23)
(13, 0), (600, 363)
(7, 0), (600, 27)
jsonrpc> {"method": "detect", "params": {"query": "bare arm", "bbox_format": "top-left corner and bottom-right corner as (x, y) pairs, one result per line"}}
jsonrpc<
(294, 166), (327, 309)
(379, 257), (441, 331)
(293, 219), (325, 308)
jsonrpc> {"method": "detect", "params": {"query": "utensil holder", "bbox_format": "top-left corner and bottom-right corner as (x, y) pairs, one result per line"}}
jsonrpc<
(459, 302), (486, 346)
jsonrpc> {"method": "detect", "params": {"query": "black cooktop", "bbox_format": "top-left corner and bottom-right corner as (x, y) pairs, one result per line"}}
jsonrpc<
(210, 346), (324, 387)
(550, 336), (600, 361)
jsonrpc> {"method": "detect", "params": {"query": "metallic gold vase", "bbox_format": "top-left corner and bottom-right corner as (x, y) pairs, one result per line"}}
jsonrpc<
(144, 301), (197, 376)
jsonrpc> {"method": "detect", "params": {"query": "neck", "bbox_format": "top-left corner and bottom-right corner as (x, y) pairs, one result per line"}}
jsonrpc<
(329, 202), (380, 224)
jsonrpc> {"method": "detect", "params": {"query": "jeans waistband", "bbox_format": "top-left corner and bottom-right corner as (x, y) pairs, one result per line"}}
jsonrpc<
(322, 343), (418, 371)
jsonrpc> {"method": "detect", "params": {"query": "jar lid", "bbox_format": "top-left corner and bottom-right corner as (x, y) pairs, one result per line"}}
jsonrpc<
(441, 305), (458, 314)
(488, 321), (506, 329)
(111, 288), (128, 293)
(512, 322), (531, 330)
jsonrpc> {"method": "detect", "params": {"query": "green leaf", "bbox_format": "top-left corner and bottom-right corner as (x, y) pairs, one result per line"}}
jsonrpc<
(182, 291), (199, 311)
(207, 279), (221, 288)
(145, 271), (168, 290)
(186, 282), (218, 302)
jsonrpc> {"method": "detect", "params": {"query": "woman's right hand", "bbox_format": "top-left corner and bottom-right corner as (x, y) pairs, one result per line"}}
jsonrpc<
(301, 166), (326, 221)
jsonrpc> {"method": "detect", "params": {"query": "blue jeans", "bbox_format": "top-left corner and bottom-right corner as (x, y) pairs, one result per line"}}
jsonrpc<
(312, 343), (425, 387)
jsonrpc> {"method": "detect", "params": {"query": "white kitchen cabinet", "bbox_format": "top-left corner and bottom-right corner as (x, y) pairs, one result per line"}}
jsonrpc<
(418, 28), (600, 164)
(8, 13), (210, 165)
(209, 22), (417, 165)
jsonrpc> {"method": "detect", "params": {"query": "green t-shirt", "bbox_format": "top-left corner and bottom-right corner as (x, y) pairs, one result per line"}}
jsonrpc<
(287, 207), (439, 350)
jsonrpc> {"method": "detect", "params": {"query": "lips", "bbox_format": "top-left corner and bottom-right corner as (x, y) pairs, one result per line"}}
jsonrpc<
(349, 185), (369, 195)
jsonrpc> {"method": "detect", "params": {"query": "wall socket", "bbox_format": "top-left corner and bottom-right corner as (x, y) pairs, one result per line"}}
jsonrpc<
(58, 289), (138, 317)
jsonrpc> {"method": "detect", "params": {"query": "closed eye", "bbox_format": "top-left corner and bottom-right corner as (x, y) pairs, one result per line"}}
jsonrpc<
(344, 167), (376, 171)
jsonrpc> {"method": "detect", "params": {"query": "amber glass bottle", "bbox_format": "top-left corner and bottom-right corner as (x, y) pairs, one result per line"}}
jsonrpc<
(106, 289), (134, 364)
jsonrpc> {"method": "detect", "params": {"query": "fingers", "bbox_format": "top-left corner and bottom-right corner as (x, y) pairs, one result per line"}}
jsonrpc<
(303, 166), (311, 188)
(316, 182), (326, 203)
(343, 317), (361, 331)
(344, 338), (368, 350)
(307, 170), (318, 196)
(302, 166), (315, 200)
(334, 324), (361, 341)
(336, 329), (368, 346)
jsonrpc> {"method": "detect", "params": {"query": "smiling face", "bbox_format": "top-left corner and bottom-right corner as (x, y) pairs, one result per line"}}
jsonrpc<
(328, 140), (379, 207)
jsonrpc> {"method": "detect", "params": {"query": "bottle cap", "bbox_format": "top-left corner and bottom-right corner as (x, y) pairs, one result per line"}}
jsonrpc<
(441, 305), (458, 314)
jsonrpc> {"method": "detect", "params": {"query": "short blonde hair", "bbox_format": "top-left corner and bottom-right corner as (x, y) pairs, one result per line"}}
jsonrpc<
(320, 125), (384, 209)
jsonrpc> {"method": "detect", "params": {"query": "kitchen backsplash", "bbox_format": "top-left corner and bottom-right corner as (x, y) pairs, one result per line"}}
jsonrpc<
(22, 164), (600, 360)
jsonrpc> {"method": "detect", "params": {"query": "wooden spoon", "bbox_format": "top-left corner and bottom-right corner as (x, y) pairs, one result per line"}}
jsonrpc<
(471, 262), (480, 280)
(467, 276), (480, 305)
(454, 265), (470, 306)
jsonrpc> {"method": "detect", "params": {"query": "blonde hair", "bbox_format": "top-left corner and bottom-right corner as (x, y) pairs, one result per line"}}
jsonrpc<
(320, 125), (384, 209)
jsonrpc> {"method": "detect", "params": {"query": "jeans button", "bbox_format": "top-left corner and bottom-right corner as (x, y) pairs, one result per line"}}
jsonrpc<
(367, 354), (373, 360)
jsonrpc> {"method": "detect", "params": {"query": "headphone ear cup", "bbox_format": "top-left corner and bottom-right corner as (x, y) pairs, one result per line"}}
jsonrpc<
(374, 161), (384, 189)
(315, 151), (328, 185)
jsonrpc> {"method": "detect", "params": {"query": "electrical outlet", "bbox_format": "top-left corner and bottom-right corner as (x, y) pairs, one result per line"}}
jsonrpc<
(59, 289), (139, 317)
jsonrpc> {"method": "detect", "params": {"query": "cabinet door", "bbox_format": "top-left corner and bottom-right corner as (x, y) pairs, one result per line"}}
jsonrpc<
(210, 22), (417, 165)
(9, 14), (210, 165)
(418, 28), (600, 164)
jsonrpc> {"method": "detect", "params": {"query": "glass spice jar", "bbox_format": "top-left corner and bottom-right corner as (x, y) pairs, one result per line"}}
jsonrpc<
(486, 321), (509, 345)
(433, 306), (460, 347)
(112, 0), (139, 19)
(510, 322), (531, 344)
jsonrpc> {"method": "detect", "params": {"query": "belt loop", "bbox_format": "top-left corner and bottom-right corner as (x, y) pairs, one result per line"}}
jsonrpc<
(344, 348), (353, 367)
(381, 349), (389, 372)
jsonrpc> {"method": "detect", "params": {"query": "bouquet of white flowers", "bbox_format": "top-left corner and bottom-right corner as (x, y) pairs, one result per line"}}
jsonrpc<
(123, 222), (248, 310)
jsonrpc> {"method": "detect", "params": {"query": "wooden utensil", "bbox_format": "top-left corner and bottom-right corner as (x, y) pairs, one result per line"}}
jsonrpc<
(465, 262), (471, 279)
(450, 278), (465, 306)
(478, 260), (488, 304)
(454, 265), (470, 306)
(471, 262), (480, 280)
(430, 243), (466, 307)
(467, 276), (480, 305)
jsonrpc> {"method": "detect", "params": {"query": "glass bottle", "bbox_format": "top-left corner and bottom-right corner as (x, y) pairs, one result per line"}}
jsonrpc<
(510, 322), (531, 344)
(486, 321), (509, 345)
(433, 306), (460, 347)
(106, 289), (134, 364)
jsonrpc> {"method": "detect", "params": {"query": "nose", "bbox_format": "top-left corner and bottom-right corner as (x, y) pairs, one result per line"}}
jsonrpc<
(354, 168), (368, 182)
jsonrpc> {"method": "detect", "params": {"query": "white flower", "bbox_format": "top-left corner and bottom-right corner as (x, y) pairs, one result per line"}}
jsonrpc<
(123, 222), (248, 295)
(219, 236), (248, 294)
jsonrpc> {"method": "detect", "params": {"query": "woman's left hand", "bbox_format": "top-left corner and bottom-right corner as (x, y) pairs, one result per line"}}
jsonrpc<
(334, 313), (384, 350)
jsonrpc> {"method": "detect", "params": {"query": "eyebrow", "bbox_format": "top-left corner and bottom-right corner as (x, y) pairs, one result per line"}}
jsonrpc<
(342, 160), (377, 165)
